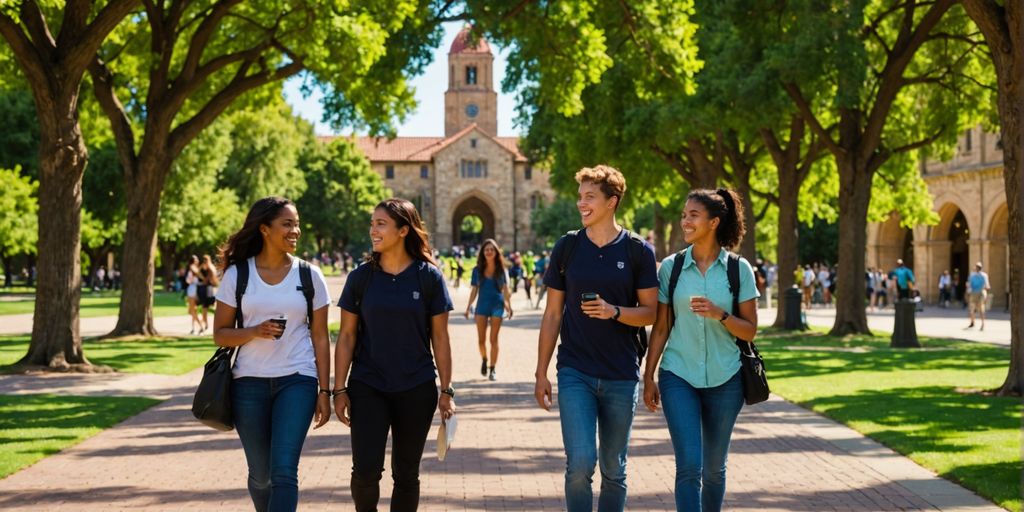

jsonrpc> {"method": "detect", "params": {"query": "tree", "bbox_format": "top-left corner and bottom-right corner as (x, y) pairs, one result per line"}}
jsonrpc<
(530, 197), (583, 250)
(89, 0), (442, 336)
(750, 0), (985, 334)
(0, 167), (37, 287)
(297, 137), (391, 254)
(959, 0), (1024, 396)
(218, 99), (311, 206)
(0, 1), (138, 370)
(158, 117), (244, 286)
(0, 87), (39, 176)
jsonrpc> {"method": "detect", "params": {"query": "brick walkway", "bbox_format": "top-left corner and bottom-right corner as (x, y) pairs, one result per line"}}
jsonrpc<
(0, 282), (1003, 511)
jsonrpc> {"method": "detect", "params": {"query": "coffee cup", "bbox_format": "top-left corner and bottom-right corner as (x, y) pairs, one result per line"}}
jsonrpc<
(269, 315), (287, 339)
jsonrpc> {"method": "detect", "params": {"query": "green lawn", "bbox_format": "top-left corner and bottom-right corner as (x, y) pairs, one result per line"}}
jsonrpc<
(0, 290), (196, 318)
(760, 328), (1019, 511)
(0, 394), (159, 478)
(0, 335), (215, 375)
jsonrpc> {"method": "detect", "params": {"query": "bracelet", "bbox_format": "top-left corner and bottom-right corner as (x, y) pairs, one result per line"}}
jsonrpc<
(331, 387), (348, 397)
(318, 388), (332, 395)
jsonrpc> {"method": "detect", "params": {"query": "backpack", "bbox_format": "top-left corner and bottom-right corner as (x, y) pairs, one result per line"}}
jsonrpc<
(235, 259), (316, 329)
(556, 229), (650, 357)
(347, 260), (439, 350)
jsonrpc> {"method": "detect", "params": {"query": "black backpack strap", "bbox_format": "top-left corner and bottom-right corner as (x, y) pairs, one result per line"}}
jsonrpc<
(727, 253), (740, 315)
(667, 248), (687, 327)
(557, 230), (580, 277)
(298, 259), (314, 326)
(351, 263), (374, 310)
(234, 261), (249, 329)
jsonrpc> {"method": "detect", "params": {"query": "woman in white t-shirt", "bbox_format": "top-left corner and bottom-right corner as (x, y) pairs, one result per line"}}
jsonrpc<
(212, 197), (332, 512)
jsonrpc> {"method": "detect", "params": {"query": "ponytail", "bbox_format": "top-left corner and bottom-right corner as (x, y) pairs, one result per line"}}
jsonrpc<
(687, 188), (747, 249)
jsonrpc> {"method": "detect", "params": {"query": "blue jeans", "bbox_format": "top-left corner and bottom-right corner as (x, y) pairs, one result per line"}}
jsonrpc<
(557, 366), (639, 512)
(232, 373), (318, 512)
(659, 369), (744, 512)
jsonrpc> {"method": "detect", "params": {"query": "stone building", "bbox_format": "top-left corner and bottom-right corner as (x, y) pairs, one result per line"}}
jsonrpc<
(866, 126), (1010, 308)
(333, 27), (556, 252)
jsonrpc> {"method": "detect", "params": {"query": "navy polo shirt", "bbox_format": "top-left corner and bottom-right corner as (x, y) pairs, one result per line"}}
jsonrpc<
(338, 261), (453, 392)
(543, 229), (659, 380)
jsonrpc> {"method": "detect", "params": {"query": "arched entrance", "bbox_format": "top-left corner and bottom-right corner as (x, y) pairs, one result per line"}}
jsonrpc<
(988, 203), (1009, 309)
(948, 210), (970, 301)
(876, 213), (911, 269)
(452, 195), (495, 249)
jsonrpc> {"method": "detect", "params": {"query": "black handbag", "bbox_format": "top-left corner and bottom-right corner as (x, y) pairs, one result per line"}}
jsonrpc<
(725, 255), (770, 405)
(192, 346), (237, 431)
(192, 261), (247, 431)
(735, 340), (769, 405)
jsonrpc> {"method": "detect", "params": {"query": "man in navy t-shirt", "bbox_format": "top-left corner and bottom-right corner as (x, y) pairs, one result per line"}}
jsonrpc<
(535, 165), (658, 512)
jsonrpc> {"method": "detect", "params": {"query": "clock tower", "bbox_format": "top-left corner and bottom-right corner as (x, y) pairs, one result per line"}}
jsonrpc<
(445, 26), (498, 136)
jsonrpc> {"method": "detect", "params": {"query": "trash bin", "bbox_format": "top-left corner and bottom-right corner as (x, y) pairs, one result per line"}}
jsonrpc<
(891, 299), (920, 348)
(784, 286), (804, 330)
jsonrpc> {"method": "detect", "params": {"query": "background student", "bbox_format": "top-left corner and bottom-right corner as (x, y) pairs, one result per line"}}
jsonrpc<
(465, 238), (513, 381)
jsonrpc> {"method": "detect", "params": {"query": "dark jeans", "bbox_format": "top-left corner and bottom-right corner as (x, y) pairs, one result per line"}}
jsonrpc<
(232, 373), (318, 512)
(349, 379), (438, 512)
(897, 287), (911, 300)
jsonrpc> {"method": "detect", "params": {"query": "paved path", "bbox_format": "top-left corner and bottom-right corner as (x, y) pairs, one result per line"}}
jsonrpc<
(0, 279), (1004, 511)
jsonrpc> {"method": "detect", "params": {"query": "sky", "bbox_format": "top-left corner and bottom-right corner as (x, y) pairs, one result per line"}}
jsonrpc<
(282, 22), (521, 137)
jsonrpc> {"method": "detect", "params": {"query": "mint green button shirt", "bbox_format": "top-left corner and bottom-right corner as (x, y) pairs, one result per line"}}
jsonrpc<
(657, 248), (759, 388)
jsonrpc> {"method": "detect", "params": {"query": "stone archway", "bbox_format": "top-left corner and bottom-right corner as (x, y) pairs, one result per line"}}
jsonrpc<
(987, 203), (1009, 308)
(451, 195), (496, 249)
(948, 209), (970, 301)
(876, 213), (911, 270)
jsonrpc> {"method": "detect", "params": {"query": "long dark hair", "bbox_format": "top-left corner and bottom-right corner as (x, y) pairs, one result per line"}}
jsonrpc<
(218, 197), (296, 272)
(687, 188), (746, 249)
(475, 238), (506, 281)
(368, 198), (436, 268)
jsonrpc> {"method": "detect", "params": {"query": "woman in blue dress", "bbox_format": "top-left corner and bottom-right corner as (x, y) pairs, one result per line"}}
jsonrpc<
(465, 238), (513, 381)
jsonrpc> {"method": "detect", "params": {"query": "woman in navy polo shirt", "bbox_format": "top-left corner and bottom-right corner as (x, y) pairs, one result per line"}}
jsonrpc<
(332, 198), (455, 512)
(465, 238), (513, 381)
(643, 188), (759, 512)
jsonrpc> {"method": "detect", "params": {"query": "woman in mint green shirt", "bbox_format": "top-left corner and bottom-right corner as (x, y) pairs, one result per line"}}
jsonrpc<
(642, 188), (759, 512)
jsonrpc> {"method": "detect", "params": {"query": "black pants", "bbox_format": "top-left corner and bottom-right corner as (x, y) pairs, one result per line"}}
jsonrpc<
(349, 379), (438, 512)
(897, 287), (911, 300)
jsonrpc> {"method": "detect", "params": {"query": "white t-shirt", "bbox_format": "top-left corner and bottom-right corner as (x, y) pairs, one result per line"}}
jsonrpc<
(817, 270), (831, 288)
(216, 257), (331, 379)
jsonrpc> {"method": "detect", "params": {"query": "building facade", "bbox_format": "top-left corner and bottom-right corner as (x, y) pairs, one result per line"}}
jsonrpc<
(866, 126), (1010, 308)
(338, 27), (556, 252)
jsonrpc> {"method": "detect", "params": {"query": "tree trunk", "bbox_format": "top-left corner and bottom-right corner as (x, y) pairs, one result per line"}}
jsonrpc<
(107, 158), (169, 337)
(773, 176), (801, 328)
(159, 240), (178, 293)
(732, 182), (758, 261)
(2, 252), (11, 288)
(19, 106), (90, 369)
(653, 204), (669, 260)
(830, 156), (873, 335)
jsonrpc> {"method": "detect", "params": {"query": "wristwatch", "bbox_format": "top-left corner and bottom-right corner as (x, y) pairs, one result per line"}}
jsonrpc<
(612, 305), (622, 321)
(720, 311), (730, 323)
(441, 386), (455, 398)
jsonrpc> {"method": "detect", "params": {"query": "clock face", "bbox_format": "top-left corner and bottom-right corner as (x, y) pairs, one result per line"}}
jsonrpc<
(465, 103), (479, 118)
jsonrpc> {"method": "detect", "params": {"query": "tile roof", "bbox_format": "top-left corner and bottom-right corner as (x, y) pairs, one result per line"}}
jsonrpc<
(327, 125), (529, 163)
(450, 26), (491, 55)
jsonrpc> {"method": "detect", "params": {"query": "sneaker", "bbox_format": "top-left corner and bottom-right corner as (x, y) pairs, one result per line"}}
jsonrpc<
(481, 359), (488, 376)
(488, 367), (497, 381)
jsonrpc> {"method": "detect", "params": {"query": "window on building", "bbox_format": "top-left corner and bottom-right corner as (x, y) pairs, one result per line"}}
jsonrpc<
(424, 193), (431, 208)
(525, 164), (533, 180)
(385, 165), (394, 180)
(964, 129), (972, 152)
(460, 160), (488, 178)
(530, 194), (538, 210)
(420, 165), (429, 179)
(466, 66), (477, 85)
(470, 138), (477, 148)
